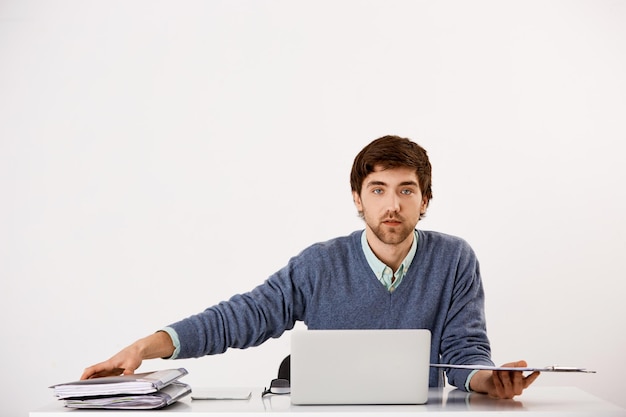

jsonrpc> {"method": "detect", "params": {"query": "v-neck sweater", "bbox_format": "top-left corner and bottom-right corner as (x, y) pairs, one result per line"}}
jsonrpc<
(167, 229), (494, 390)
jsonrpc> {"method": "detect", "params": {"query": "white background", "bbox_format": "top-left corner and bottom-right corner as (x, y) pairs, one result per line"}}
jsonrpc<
(1, 1), (625, 416)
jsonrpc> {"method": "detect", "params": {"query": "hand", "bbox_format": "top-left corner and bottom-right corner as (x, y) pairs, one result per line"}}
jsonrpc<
(470, 360), (540, 399)
(81, 343), (144, 380)
(80, 331), (175, 380)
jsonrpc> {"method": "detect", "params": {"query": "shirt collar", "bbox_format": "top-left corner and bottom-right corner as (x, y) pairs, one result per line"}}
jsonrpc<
(361, 230), (418, 290)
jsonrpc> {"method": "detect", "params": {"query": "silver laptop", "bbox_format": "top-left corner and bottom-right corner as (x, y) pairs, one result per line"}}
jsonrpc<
(290, 329), (431, 405)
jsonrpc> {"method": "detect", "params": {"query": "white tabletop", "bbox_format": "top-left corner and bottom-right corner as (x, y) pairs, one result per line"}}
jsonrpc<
(31, 386), (626, 416)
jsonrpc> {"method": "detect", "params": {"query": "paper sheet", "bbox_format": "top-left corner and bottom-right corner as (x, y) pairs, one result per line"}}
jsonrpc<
(430, 364), (596, 373)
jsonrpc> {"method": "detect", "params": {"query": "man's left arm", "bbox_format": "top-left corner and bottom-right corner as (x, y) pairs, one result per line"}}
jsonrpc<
(440, 241), (539, 397)
(439, 243), (493, 388)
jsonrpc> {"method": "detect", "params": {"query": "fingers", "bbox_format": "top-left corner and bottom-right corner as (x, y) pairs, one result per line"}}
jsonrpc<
(507, 359), (528, 368)
(492, 370), (519, 399)
(80, 338), (149, 380)
(491, 368), (506, 398)
(492, 360), (539, 399)
(524, 371), (541, 387)
(80, 355), (140, 380)
(81, 363), (120, 380)
(81, 363), (136, 380)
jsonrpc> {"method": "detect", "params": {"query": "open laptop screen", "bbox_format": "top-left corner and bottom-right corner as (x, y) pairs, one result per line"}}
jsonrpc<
(290, 329), (431, 405)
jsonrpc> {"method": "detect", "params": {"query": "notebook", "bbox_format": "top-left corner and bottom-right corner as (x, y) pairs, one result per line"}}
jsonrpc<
(290, 329), (431, 405)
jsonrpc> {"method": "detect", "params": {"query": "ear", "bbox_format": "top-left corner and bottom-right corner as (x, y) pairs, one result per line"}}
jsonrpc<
(352, 191), (363, 212)
(420, 196), (429, 215)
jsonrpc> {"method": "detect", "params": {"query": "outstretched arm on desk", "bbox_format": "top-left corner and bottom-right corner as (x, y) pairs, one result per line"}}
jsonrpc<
(80, 331), (175, 380)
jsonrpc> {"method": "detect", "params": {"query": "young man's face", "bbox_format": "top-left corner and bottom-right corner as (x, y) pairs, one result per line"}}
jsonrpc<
(353, 165), (428, 246)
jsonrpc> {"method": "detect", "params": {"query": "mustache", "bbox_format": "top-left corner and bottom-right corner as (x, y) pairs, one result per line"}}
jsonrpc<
(381, 214), (404, 222)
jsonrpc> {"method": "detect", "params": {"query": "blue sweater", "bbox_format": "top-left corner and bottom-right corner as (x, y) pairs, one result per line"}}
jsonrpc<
(168, 229), (494, 390)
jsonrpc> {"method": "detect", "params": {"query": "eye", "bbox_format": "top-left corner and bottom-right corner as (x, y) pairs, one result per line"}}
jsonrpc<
(401, 189), (413, 195)
(372, 188), (383, 194)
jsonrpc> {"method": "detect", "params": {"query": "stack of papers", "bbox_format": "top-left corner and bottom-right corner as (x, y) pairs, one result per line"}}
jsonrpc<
(63, 382), (191, 409)
(50, 368), (191, 410)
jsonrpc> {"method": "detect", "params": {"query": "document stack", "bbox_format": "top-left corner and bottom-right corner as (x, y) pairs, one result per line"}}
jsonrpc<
(50, 368), (191, 410)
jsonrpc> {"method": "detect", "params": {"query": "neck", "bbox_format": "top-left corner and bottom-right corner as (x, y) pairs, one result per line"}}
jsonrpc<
(365, 229), (414, 271)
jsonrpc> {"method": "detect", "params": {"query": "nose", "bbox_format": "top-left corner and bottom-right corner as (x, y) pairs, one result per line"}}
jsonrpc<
(385, 192), (401, 213)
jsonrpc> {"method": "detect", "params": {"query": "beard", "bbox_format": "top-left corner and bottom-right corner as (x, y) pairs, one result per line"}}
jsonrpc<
(360, 209), (415, 245)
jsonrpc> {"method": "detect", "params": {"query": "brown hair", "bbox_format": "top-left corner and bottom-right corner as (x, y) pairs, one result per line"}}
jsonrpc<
(350, 135), (433, 203)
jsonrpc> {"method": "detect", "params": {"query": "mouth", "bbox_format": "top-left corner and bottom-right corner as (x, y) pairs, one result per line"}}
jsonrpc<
(382, 219), (402, 226)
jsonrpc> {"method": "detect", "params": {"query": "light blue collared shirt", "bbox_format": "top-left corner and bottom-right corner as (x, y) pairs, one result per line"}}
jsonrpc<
(361, 230), (418, 292)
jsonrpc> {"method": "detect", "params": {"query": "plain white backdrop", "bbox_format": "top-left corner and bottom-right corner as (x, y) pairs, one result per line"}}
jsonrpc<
(1, 1), (625, 416)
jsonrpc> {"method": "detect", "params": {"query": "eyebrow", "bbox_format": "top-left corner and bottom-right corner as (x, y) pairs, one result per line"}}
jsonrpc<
(366, 180), (419, 188)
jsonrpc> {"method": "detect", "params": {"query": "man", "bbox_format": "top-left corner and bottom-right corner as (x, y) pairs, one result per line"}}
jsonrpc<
(82, 135), (539, 399)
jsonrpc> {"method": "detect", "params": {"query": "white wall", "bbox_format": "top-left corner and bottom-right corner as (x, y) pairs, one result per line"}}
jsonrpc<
(1, 1), (625, 416)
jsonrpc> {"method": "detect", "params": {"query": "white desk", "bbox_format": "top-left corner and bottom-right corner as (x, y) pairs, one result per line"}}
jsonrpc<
(31, 387), (626, 416)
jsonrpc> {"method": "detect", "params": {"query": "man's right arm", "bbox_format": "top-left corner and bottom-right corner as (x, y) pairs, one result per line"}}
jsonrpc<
(80, 331), (175, 380)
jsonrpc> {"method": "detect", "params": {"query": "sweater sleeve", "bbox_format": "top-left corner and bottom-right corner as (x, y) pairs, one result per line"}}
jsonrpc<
(439, 241), (494, 390)
(165, 256), (307, 359)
